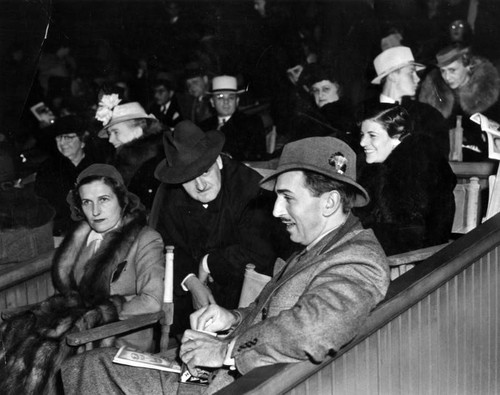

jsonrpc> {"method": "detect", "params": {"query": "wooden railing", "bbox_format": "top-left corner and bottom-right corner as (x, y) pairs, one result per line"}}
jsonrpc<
(0, 249), (55, 321)
(216, 211), (500, 394)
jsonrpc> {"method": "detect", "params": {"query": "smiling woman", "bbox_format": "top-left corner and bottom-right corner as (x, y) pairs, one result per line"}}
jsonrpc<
(355, 104), (457, 255)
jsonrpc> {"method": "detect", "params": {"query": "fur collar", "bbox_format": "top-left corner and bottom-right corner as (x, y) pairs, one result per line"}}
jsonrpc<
(52, 212), (146, 305)
(419, 57), (500, 118)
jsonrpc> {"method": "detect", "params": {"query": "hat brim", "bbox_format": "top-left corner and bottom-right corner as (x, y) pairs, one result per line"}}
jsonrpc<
(259, 162), (370, 208)
(371, 62), (425, 84)
(97, 114), (158, 138)
(206, 89), (245, 95)
(154, 130), (225, 184)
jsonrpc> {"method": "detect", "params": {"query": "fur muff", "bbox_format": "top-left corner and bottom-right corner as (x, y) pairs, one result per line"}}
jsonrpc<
(0, 212), (146, 394)
(419, 56), (500, 118)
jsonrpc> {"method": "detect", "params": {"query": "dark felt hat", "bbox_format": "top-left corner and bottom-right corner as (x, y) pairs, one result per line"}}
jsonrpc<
(48, 115), (88, 138)
(76, 163), (125, 186)
(260, 137), (370, 207)
(435, 44), (470, 68)
(154, 120), (225, 184)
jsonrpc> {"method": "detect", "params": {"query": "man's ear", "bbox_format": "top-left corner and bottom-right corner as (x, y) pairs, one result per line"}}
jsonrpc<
(235, 96), (240, 108)
(210, 97), (215, 108)
(387, 70), (399, 83)
(323, 190), (341, 216)
(216, 155), (223, 170)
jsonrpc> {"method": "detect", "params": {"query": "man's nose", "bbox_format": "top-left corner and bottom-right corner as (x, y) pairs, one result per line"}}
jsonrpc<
(272, 197), (285, 218)
(195, 177), (207, 191)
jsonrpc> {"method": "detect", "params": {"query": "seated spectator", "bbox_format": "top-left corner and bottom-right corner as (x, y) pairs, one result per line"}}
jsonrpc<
(199, 75), (268, 161)
(35, 115), (98, 236)
(61, 135), (390, 395)
(301, 64), (356, 146)
(177, 62), (214, 124)
(95, 94), (165, 209)
(0, 145), (54, 264)
(419, 44), (500, 161)
(360, 46), (449, 157)
(149, 120), (289, 334)
(355, 104), (456, 255)
(0, 164), (164, 393)
(148, 77), (183, 129)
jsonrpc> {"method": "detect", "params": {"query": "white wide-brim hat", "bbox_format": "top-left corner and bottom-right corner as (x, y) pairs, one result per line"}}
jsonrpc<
(208, 75), (245, 94)
(97, 102), (158, 138)
(371, 46), (425, 85)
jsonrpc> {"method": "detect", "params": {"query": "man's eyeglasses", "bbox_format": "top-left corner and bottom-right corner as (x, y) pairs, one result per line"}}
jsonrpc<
(56, 134), (78, 142)
(213, 94), (237, 102)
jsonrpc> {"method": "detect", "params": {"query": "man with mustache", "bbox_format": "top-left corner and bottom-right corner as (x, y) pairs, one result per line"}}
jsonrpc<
(62, 136), (390, 394)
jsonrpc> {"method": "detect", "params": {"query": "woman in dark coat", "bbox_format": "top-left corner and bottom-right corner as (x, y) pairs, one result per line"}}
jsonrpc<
(35, 115), (98, 236)
(354, 104), (457, 255)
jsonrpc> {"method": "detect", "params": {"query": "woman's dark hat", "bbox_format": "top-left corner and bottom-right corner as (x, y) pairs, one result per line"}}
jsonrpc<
(48, 115), (88, 138)
(76, 163), (125, 186)
(155, 121), (225, 184)
(260, 137), (370, 207)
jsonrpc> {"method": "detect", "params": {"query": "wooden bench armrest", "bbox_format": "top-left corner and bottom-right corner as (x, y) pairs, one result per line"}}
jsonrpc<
(387, 242), (451, 267)
(66, 311), (164, 346)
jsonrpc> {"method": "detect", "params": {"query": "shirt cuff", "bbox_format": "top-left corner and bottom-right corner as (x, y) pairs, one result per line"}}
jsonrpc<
(201, 254), (210, 274)
(180, 273), (196, 292)
(223, 338), (237, 370)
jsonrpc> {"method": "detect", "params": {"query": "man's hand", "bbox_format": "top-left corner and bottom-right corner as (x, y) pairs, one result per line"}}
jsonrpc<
(190, 304), (238, 332)
(185, 276), (216, 310)
(198, 260), (210, 284)
(180, 330), (228, 376)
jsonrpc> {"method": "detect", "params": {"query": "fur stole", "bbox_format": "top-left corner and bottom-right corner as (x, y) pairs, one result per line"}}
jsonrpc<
(52, 212), (147, 305)
(419, 57), (500, 118)
(0, 213), (147, 394)
(113, 130), (164, 185)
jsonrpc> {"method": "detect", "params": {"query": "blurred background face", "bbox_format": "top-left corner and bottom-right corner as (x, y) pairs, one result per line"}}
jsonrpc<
(393, 64), (420, 97)
(360, 120), (398, 163)
(440, 60), (469, 89)
(211, 92), (239, 117)
(186, 76), (207, 98)
(182, 158), (222, 203)
(79, 180), (122, 233)
(449, 19), (466, 42)
(56, 133), (84, 160)
(154, 84), (173, 106)
(107, 121), (143, 148)
(311, 80), (339, 107)
(254, 0), (266, 17)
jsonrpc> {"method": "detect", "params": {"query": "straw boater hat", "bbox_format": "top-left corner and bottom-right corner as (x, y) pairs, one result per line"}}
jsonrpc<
(260, 137), (370, 207)
(208, 75), (245, 95)
(154, 120), (225, 184)
(371, 46), (425, 84)
(95, 95), (158, 138)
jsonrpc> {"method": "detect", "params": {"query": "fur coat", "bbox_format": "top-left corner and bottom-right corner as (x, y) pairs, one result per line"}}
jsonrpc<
(419, 56), (500, 119)
(355, 134), (457, 256)
(0, 212), (164, 395)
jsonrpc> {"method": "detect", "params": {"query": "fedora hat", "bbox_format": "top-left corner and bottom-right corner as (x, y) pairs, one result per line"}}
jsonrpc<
(208, 75), (245, 95)
(48, 115), (88, 138)
(435, 44), (470, 68)
(154, 120), (225, 184)
(96, 100), (158, 138)
(371, 46), (425, 84)
(260, 137), (369, 207)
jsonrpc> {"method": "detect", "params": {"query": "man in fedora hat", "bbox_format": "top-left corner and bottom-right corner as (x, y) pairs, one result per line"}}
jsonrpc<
(199, 75), (268, 161)
(149, 120), (285, 334)
(62, 136), (389, 394)
(419, 43), (500, 160)
(95, 96), (166, 208)
(359, 46), (449, 157)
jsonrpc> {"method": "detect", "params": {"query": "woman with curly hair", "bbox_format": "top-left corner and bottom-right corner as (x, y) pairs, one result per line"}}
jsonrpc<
(0, 164), (164, 394)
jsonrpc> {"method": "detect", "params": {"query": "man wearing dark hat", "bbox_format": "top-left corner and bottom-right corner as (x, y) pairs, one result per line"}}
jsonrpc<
(359, 46), (449, 157)
(62, 136), (389, 394)
(148, 78), (183, 129)
(199, 75), (267, 161)
(149, 120), (284, 334)
(177, 63), (214, 124)
(419, 44), (500, 160)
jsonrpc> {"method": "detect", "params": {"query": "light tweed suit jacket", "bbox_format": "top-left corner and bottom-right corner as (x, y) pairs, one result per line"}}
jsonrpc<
(206, 213), (390, 392)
